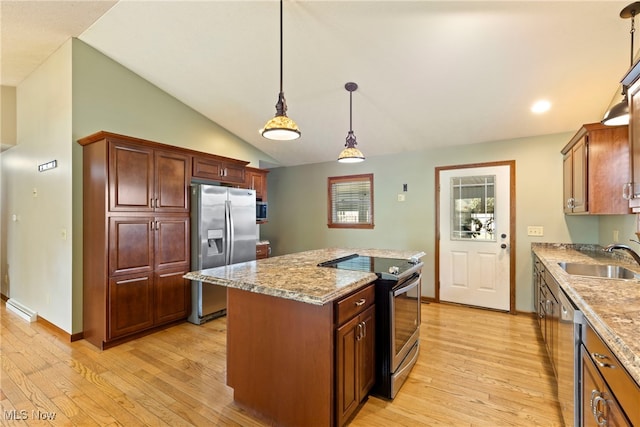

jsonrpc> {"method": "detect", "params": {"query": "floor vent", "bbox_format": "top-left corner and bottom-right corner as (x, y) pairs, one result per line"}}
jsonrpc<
(6, 298), (38, 322)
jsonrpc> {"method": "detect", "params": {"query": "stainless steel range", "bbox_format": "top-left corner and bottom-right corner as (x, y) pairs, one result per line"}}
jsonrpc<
(318, 254), (423, 399)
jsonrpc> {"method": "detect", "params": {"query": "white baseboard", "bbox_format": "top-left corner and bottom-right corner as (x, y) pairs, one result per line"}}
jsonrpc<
(6, 298), (38, 322)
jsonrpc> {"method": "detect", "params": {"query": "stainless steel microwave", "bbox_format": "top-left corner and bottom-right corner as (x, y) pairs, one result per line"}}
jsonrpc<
(256, 202), (268, 221)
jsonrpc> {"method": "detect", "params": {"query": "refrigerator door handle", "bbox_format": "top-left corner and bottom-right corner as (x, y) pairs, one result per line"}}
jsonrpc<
(227, 200), (235, 264)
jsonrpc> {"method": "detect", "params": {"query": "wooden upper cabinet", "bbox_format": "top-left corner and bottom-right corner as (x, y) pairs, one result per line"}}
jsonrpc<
(192, 155), (247, 185)
(109, 142), (189, 213)
(109, 143), (154, 211)
(561, 123), (630, 215)
(154, 150), (190, 212)
(245, 167), (269, 201)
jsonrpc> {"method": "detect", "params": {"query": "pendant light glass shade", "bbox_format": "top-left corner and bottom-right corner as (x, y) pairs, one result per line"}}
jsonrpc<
(602, 2), (640, 126)
(602, 93), (630, 126)
(338, 82), (365, 163)
(262, 0), (300, 141)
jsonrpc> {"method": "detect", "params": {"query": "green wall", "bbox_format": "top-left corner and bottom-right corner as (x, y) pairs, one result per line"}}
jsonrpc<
(262, 132), (619, 312)
(1, 39), (277, 334)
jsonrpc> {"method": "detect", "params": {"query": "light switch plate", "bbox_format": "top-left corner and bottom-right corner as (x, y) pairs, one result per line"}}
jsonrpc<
(527, 226), (544, 237)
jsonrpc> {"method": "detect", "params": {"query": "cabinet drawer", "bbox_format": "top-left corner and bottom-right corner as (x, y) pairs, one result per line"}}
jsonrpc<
(335, 284), (375, 326)
(583, 322), (640, 426)
(256, 244), (269, 259)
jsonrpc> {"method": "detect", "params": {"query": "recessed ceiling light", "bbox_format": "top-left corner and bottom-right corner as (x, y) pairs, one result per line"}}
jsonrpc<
(531, 100), (551, 114)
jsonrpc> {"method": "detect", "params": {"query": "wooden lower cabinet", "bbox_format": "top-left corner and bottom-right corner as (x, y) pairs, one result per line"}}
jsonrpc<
(155, 268), (191, 324)
(256, 242), (270, 259)
(109, 273), (154, 340)
(226, 282), (376, 427)
(107, 268), (189, 343)
(336, 304), (375, 426)
(582, 349), (630, 427)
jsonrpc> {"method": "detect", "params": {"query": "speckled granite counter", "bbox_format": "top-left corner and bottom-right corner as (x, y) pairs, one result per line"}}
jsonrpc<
(532, 243), (640, 387)
(184, 248), (422, 306)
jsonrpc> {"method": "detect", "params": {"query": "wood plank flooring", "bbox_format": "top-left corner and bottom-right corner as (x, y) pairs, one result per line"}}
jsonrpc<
(0, 301), (563, 426)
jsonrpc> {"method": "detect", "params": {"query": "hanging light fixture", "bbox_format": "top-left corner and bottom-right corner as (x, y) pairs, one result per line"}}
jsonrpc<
(261, 0), (301, 140)
(602, 2), (640, 126)
(338, 82), (365, 163)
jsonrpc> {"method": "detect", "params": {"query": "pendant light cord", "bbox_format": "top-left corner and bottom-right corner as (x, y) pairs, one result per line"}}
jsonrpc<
(349, 90), (353, 132)
(280, 0), (284, 94)
(631, 11), (636, 67)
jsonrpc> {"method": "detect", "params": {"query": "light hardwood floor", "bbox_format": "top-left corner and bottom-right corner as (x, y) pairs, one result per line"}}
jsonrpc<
(1, 301), (563, 426)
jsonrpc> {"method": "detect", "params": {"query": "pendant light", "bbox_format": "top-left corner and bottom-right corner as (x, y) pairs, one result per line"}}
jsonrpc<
(261, 0), (301, 140)
(602, 2), (640, 126)
(338, 82), (365, 163)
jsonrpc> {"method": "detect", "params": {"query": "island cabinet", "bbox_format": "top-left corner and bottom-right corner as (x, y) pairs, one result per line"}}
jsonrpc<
(335, 284), (375, 426)
(79, 131), (192, 349)
(561, 123), (630, 215)
(226, 282), (376, 427)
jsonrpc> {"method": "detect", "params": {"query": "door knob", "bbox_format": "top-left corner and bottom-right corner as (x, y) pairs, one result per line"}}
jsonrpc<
(501, 243), (507, 249)
(501, 233), (507, 239)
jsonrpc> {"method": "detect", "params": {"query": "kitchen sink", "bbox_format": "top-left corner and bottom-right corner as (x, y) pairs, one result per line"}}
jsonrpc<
(558, 262), (638, 280)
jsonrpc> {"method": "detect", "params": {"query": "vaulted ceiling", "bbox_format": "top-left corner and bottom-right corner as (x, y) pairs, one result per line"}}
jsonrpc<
(2, 1), (634, 166)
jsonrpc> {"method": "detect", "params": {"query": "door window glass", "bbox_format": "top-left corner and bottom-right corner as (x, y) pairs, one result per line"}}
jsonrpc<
(450, 175), (495, 241)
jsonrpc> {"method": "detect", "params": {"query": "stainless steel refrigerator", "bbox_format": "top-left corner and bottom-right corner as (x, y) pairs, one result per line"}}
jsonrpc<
(189, 184), (256, 324)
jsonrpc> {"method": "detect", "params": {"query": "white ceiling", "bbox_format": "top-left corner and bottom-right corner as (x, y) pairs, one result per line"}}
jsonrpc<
(2, 1), (634, 167)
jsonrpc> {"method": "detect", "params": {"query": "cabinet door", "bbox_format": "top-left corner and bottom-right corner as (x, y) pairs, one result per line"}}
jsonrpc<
(563, 152), (573, 213)
(572, 138), (588, 213)
(154, 150), (189, 212)
(192, 156), (224, 181)
(192, 156), (246, 184)
(358, 305), (376, 399)
(247, 169), (268, 200)
(109, 142), (154, 212)
(221, 162), (246, 185)
(336, 315), (360, 426)
(630, 80), (640, 210)
(582, 351), (631, 427)
(154, 216), (189, 270)
(155, 268), (190, 324)
(588, 126), (631, 214)
(108, 274), (154, 339)
(109, 217), (154, 276)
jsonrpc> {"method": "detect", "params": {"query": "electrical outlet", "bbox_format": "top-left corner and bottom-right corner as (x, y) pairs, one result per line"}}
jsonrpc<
(613, 230), (620, 242)
(397, 194), (406, 202)
(527, 226), (544, 237)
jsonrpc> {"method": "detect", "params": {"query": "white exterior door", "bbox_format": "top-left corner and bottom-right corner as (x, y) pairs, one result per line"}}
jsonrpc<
(438, 164), (512, 311)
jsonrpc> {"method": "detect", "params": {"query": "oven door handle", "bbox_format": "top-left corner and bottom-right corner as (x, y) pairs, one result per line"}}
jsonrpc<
(392, 274), (421, 297)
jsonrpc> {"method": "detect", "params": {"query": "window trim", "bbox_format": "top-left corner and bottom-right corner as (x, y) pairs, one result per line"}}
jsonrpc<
(327, 173), (374, 229)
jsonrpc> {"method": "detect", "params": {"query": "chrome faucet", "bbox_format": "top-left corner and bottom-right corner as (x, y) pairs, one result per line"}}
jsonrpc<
(603, 242), (640, 265)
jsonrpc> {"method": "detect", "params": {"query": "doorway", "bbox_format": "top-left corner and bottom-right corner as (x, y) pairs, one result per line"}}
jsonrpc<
(435, 161), (515, 313)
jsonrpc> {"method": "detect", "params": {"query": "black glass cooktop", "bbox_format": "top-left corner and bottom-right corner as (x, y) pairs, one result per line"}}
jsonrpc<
(318, 254), (420, 280)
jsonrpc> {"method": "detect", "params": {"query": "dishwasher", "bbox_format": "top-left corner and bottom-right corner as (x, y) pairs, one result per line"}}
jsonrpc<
(557, 287), (583, 427)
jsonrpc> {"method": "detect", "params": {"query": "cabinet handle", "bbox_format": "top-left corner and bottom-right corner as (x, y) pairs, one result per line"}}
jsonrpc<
(623, 182), (633, 200)
(361, 320), (367, 339)
(566, 198), (575, 209)
(356, 323), (363, 341)
(592, 394), (608, 427)
(150, 198), (155, 208)
(591, 352), (616, 369)
(354, 298), (366, 307)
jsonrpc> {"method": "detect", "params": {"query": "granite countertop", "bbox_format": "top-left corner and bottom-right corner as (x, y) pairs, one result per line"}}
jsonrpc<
(532, 243), (640, 386)
(184, 248), (423, 306)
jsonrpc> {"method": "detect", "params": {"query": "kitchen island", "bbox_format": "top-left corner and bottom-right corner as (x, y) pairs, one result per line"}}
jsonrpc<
(184, 248), (422, 427)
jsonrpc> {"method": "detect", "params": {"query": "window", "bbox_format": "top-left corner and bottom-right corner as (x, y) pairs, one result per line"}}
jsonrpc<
(328, 174), (374, 229)
(450, 175), (495, 240)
